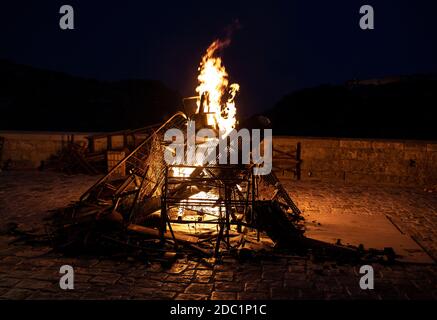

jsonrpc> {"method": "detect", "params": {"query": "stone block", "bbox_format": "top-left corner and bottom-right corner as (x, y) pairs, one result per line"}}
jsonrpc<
(214, 282), (243, 292)
(383, 161), (408, 175)
(374, 174), (400, 185)
(321, 170), (345, 181)
(306, 159), (332, 171)
(355, 149), (374, 161)
(345, 173), (377, 184)
(300, 170), (323, 181)
(301, 138), (340, 148)
(272, 137), (300, 146)
(427, 144), (437, 152)
(282, 169), (296, 180)
(338, 149), (358, 160)
(403, 150), (427, 161)
(398, 175), (421, 186)
(404, 142), (427, 151)
(185, 283), (213, 295)
(211, 291), (237, 300)
(340, 159), (371, 173)
(1, 288), (33, 300)
(339, 140), (372, 149)
(301, 147), (335, 160)
(372, 141), (404, 150)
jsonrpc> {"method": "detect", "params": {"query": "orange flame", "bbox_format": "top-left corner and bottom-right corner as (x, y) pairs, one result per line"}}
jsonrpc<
(171, 40), (239, 178)
(196, 40), (239, 136)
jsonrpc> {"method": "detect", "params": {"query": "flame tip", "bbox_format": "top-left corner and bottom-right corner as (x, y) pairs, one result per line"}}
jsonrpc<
(195, 39), (239, 135)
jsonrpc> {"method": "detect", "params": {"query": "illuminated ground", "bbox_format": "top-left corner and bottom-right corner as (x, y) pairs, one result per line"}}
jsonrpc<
(0, 171), (436, 300)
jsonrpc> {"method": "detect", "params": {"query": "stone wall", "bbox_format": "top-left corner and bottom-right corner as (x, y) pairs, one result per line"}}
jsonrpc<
(273, 136), (437, 186)
(1, 131), (436, 186)
(0, 131), (91, 169)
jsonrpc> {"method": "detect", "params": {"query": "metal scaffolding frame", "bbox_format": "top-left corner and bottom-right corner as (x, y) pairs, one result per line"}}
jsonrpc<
(160, 163), (258, 256)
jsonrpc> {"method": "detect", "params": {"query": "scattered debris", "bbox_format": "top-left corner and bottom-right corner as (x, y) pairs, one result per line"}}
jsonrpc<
(47, 141), (100, 175)
(36, 111), (398, 265)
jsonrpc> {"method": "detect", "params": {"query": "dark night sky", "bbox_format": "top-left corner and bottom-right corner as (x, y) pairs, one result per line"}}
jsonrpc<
(1, 0), (436, 116)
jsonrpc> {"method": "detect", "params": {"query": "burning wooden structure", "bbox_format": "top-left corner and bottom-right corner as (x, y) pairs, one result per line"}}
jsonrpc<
(47, 39), (310, 260)
(56, 106), (304, 257)
(48, 39), (394, 263)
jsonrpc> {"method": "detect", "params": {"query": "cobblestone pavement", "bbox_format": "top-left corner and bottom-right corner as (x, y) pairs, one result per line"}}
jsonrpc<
(0, 171), (436, 300)
(283, 181), (437, 261)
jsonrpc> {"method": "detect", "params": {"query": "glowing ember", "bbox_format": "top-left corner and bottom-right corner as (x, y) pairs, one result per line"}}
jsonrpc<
(196, 39), (239, 136)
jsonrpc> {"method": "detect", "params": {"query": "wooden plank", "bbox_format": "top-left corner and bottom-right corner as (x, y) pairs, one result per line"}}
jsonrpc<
(127, 224), (199, 244)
